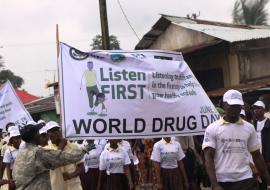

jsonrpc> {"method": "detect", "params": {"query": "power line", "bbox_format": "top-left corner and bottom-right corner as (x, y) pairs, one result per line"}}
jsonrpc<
(116, 0), (141, 41)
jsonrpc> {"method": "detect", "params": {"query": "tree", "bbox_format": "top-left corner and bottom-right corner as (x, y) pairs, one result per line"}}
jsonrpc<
(233, 0), (269, 25)
(0, 55), (4, 68)
(90, 35), (121, 50)
(0, 57), (24, 88)
(0, 70), (24, 88)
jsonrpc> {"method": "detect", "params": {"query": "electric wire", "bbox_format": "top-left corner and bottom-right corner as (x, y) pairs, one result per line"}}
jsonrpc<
(116, 0), (141, 41)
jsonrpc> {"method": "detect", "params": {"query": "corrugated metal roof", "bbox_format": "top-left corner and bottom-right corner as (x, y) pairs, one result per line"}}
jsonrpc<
(135, 14), (270, 50)
(207, 80), (270, 97)
(175, 22), (270, 43)
(25, 96), (55, 114)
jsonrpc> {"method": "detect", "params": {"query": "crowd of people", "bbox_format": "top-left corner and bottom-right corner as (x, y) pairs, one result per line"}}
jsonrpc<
(0, 89), (269, 190)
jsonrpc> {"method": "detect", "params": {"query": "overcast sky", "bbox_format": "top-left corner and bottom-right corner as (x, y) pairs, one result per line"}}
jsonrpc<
(0, 0), (254, 97)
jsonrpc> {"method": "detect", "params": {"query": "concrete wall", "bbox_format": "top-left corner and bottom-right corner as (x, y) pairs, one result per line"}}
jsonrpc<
(238, 48), (270, 82)
(147, 23), (270, 90)
(185, 48), (230, 89)
(147, 24), (241, 90)
(184, 41), (241, 89)
(149, 24), (216, 50)
(228, 53), (240, 85)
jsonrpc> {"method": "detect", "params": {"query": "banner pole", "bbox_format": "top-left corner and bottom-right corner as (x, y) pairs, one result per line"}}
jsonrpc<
(56, 24), (60, 58)
(56, 24), (62, 126)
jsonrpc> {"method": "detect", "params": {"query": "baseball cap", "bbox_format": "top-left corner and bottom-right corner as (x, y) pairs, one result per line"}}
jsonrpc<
(240, 109), (246, 117)
(253, 100), (265, 109)
(223, 89), (244, 106)
(9, 128), (20, 138)
(37, 120), (46, 127)
(39, 126), (47, 135)
(46, 121), (60, 132)
(8, 125), (18, 133)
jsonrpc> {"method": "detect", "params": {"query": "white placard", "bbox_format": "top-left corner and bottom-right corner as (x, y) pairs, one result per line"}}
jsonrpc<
(0, 81), (32, 130)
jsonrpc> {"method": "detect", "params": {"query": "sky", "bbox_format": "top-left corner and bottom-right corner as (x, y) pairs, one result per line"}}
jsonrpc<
(0, 0), (245, 97)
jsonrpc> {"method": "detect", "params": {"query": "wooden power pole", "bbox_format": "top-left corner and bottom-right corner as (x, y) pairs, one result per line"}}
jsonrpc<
(99, 0), (110, 50)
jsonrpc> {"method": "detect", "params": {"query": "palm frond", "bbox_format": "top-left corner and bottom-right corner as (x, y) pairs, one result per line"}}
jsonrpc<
(232, 0), (269, 25)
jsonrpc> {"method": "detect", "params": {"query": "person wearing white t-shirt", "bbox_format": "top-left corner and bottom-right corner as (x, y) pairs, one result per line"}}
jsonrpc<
(3, 128), (24, 190)
(81, 140), (102, 190)
(253, 100), (270, 190)
(203, 89), (270, 190)
(151, 137), (189, 190)
(94, 139), (107, 150)
(104, 139), (138, 189)
(104, 140), (134, 160)
(253, 100), (270, 154)
(118, 139), (139, 189)
(97, 139), (133, 190)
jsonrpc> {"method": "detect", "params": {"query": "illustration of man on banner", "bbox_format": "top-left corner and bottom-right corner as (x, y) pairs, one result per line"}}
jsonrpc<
(80, 61), (107, 116)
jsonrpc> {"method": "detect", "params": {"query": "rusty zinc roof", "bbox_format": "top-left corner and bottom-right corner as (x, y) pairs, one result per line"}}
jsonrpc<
(207, 80), (270, 97)
(176, 22), (270, 43)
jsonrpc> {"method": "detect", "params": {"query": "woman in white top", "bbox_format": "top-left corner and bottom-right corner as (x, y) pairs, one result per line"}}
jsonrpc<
(3, 129), (24, 190)
(151, 137), (189, 190)
(80, 140), (102, 190)
(97, 139), (133, 190)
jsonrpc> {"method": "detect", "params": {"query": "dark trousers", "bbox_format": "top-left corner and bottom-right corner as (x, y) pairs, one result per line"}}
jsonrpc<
(219, 178), (258, 190)
(259, 181), (267, 190)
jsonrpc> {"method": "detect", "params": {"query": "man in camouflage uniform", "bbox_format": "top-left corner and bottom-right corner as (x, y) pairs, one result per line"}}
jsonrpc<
(12, 123), (89, 190)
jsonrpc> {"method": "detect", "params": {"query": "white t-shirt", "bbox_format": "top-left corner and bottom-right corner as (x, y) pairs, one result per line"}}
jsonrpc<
(202, 118), (260, 182)
(104, 140), (135, 161)
(256, 118), (267, 151)
(99, 148), (131, 175)
(84, 145), (103, 172)
(19, 141), (25, 149)
(151, 139), (185, 169)
(3, 148), (19, 169)
(94, 139), (107, 150)
(3, 142), (25, 169)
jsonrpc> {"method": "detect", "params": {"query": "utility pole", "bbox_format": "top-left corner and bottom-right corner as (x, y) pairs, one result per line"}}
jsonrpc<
(99, 0), (110, 50)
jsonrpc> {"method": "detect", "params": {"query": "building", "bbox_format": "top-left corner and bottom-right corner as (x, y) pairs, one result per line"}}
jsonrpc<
(24, 82), (60, 122)
(24, 96), (59, 122)
(135, 14), (270, 101)
(9, 87), (39, 104)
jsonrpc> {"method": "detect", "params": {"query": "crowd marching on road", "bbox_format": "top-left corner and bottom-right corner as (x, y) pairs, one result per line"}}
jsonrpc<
(0, 89), (269, 190)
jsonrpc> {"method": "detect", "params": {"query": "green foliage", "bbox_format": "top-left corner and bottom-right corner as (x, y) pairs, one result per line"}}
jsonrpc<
(0, 70), (24, 88)
(233, 0), (269, 25)
(90, 35), (121, 50)
(0, 56), (4, 68)
(0, 57), (24, 88)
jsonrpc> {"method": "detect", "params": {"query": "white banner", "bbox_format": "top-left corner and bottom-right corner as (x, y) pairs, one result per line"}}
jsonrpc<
(59, 43), (220, 139)
(0, 81), (32, 129)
